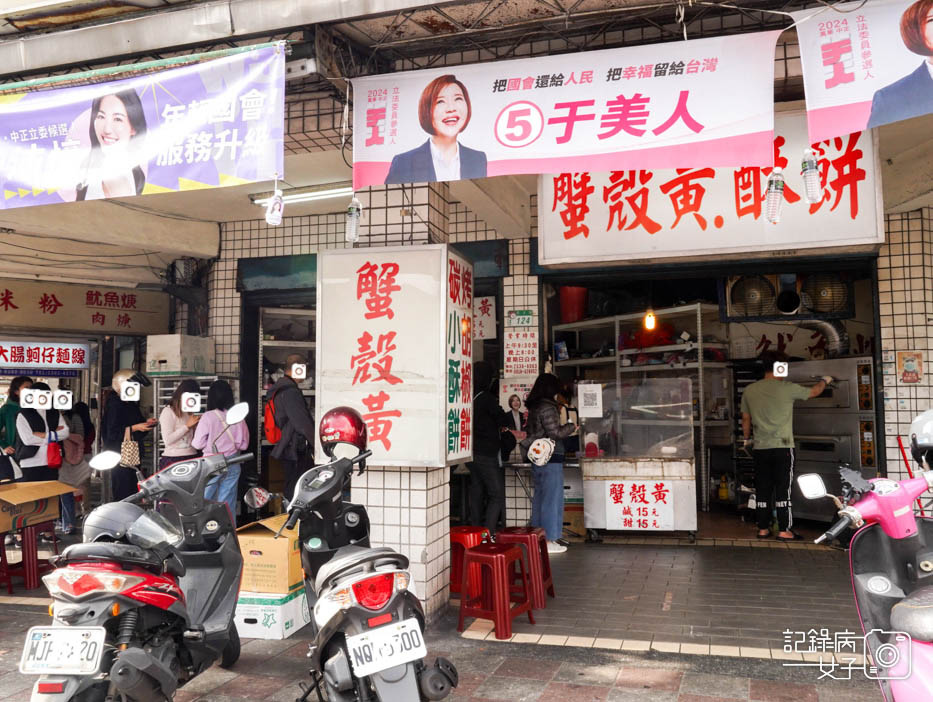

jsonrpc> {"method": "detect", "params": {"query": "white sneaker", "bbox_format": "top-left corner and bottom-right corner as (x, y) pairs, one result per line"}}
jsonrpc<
(547, 540), (567, 554)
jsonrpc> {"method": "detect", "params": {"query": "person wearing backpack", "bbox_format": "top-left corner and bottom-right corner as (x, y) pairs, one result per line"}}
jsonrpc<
(265, 353), (316, 501)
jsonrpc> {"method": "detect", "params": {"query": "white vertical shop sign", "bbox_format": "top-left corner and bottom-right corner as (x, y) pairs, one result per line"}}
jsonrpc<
(317, 245), (462, 467)
(446, 249), (474, 462)
(538, 111), (882, 265)
(473, 296), (496, 340)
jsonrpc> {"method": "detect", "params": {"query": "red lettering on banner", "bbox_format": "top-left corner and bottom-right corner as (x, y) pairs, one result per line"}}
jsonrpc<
(809, 133), (865, 219)
(38, 293), (62, 314)
(448, 259), (461, 305)
(56, 348), (70, 364)
(652, 483), (670, 504)
(361, 391), (402, 451)
(91, 312), (105, 326)
(658, 168), (715, 229)
(10, 346), (24, 363)
(478, 298), (491, 317)
(0, 289), (16, 311)
(733, 168), (763, 220)
(821, 39), (855, 89)
(104, 292), (119, 308)
(0, 346), (7, 362)
(603, 170), (661, 235)
(72, 347), (85, 365)
(552, 173), (594, 240)
(365, 108), (386, 147)
(26, 347), (39, 364)
(461, 267), (472, 306)
(652, 91), (704, 135)
(357, 262), (401, 320)
(547, 100), (596, 144)
(460, 361), (471, 407)
(121, 293), (137, 309)
(117, 313), (131, 328)
(41, 346), (54, 364)
(351, 331), (403, 386)
(459, 407), (471, 451)
(630, 484), (649, 504)
(598, 93), (651, 139)
(86, 290), (101, 307)
(610, 483), (625, 504)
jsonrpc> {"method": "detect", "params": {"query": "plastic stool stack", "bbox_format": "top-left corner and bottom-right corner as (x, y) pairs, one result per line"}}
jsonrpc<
(495, 526), (555, 610)
(449, 526), (489, 596)
(457, 542), (535, 640)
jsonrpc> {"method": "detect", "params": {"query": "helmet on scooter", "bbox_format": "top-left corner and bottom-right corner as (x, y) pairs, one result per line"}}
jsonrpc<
(319, 406), (367, 460)
(910, 409), (933, 468)
(82, 502), (146, 543)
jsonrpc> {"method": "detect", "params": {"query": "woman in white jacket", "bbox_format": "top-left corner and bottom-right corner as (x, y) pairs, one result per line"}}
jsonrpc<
(15, 382), (69, 482)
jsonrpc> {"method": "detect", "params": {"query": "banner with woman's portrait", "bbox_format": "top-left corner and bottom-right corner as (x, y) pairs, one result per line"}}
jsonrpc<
(793, 0), (933, 142)
(0, 44), (284, 210)
(351, 31), (781, 188)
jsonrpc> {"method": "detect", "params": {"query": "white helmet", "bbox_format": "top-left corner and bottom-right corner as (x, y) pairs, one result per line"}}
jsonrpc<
(910, 409), (933, 468)
(111, 369), (151, 394)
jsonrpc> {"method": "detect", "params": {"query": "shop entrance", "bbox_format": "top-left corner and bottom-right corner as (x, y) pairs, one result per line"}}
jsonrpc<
(535, 255), (880, 543)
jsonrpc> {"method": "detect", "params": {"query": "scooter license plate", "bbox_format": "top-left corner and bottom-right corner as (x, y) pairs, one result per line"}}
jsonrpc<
(20, 626), (107, 676)
(345, 617), (427, 678)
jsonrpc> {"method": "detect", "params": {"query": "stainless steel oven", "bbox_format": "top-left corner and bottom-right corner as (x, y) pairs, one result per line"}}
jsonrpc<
(786, 357), (876, 522)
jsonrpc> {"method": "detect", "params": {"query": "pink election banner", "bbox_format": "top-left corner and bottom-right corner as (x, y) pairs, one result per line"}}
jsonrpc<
(351, 31), (781, 188)
(793, 0), (933, 142)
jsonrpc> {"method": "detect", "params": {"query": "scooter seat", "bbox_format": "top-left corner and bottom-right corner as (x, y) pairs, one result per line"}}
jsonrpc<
(56, 542), (165, 573)
(890, 586), (933, 642)
(315, 546), (408, 593)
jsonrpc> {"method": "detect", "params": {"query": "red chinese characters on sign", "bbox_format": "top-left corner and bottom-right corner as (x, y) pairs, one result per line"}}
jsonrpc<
(353, 260), (405, 451)
(659, 168), (715, 230)
(85, 290), (137, 309)
(808, 134), (866, 220)
(607, 480), (674, 531)
(0, 342), (88, 368)
(553, 173), (594, 240)
(357, 262), (401, 320)
(603, 170), (661, 235)
(0, 289), (17, 311)
(38, 293), (62, 314)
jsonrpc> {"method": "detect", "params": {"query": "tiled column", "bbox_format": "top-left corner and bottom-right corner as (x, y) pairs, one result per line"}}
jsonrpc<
(879, 208), (933, 487)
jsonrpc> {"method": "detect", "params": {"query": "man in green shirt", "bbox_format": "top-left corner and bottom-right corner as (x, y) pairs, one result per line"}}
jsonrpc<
(741, 352), (832, 541)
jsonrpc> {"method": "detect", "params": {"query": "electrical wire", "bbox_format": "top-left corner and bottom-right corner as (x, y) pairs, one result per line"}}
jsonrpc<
(106, 199), (219, 223)
(0, 239), (164, 258)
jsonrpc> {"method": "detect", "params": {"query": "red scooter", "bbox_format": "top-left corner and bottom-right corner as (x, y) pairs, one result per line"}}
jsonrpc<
(798, 463), (933, 701)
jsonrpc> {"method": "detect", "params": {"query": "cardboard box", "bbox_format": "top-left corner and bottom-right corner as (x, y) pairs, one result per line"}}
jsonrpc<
(235, 586), (311, 640)
(0, 480), (73, 532)
(562, 504), (585, 538)
(237, 514), (302, 594)
(146, 334), (215, 376)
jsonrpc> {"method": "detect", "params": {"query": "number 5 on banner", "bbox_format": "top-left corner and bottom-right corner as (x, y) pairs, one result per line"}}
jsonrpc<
(495, 101), (544, 148)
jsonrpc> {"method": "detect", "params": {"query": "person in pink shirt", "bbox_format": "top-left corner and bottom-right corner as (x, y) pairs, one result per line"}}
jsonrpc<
(192, 380), (249, 525)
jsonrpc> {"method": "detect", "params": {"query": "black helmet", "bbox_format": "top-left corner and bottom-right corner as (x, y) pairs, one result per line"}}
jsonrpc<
(82, 502), (145, 543)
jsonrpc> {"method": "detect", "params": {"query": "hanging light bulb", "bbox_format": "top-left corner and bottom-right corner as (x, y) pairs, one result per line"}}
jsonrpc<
(345, 195), (362, 243)
(644, 310), (656, 330)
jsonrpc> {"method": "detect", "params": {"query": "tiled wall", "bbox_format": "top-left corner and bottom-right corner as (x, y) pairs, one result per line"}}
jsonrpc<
(879, 208), (932, 486)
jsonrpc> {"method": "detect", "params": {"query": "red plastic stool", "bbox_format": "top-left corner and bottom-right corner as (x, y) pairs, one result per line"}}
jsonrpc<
(457, 543), (535, 640)
(5, 521), (59, 590)
(450, 526), (489, 596)
(0, 531), (13, 594)
(496, 526), (555, 610)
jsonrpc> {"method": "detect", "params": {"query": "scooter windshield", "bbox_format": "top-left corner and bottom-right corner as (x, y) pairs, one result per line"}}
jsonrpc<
(126, 511), (184, 549)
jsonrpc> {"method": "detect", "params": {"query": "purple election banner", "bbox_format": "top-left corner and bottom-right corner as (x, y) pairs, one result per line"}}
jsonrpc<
(0, 44), (284, 209)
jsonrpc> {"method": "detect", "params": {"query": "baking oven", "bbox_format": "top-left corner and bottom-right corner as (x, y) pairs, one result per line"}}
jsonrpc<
(786, 357), (876, 522)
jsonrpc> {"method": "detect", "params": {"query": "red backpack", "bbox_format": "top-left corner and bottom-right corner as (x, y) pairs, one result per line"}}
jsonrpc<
(263, 389), (283, 444)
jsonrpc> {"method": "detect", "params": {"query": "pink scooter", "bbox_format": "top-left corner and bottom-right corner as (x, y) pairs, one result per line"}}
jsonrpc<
(797, 465), (933, 700)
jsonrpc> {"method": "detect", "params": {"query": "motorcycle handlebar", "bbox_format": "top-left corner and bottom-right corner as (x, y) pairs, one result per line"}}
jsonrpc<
(122, 489), (147, 504)
(816, 514), (852, 544)
(226, 453), (254, 467)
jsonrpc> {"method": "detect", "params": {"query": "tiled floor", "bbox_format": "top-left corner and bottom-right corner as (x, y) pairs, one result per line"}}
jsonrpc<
(460, 542), (862, 657)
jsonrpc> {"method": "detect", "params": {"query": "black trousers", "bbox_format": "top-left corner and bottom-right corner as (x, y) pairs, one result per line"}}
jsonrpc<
(468, 454), (504, 535)
(282, 458), (301, 504)
(111, 466), (140, 501)
(754, 448), (794, 532)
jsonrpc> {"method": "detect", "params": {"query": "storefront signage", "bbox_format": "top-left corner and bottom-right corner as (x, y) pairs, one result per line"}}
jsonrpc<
(792, 0), (930, 142)
(504, 329), (539, 377)
(505, 310), (535, 328)
(0, 45), (284, 210)
(605, 480), (674, 530)
(0, 278), (168, 335)
(0, 341), (89, 369)
(499, 377), (535, 414)
(446, 250), (474, 462)
(473, 296), (496, 340)
(538, 111), (882, 265)
(351, 31), (780, 188)
(316, 245), (470, 467)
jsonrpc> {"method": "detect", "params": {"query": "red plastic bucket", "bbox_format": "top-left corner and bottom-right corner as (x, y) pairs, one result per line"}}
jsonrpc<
(559, 286), (588, 324)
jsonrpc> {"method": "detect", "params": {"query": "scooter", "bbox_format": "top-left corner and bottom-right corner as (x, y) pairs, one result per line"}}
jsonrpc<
(246, 417), (457, 701)
(21, 403), (253, 702)
(797, 464), (933, 700)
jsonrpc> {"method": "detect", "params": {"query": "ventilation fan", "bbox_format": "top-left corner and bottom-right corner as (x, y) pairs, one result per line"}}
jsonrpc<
(800, 273), (848, 314)
(728, 275), (776, 316)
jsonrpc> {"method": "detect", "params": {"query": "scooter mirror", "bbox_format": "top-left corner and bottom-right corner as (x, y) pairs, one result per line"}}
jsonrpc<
(797, 473), (828, 500)
(244, 486), (271, 509)
(89, 451), (122, 471)
(226, 402), (249, 426)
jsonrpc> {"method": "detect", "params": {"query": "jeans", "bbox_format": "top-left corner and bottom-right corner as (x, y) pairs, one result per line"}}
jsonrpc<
(60, 492), (76, 530)
(531, 460), (564, 541)
(206, 462), (241, 527)
(468, 454), (503, 535)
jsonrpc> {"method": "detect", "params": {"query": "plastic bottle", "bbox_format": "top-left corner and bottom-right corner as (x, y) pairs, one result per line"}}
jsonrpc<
(765, 167), (784, 224)
(801, 148), (821, 204)
(345, 196), (362, 243)
(718, 475), (729, 502)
